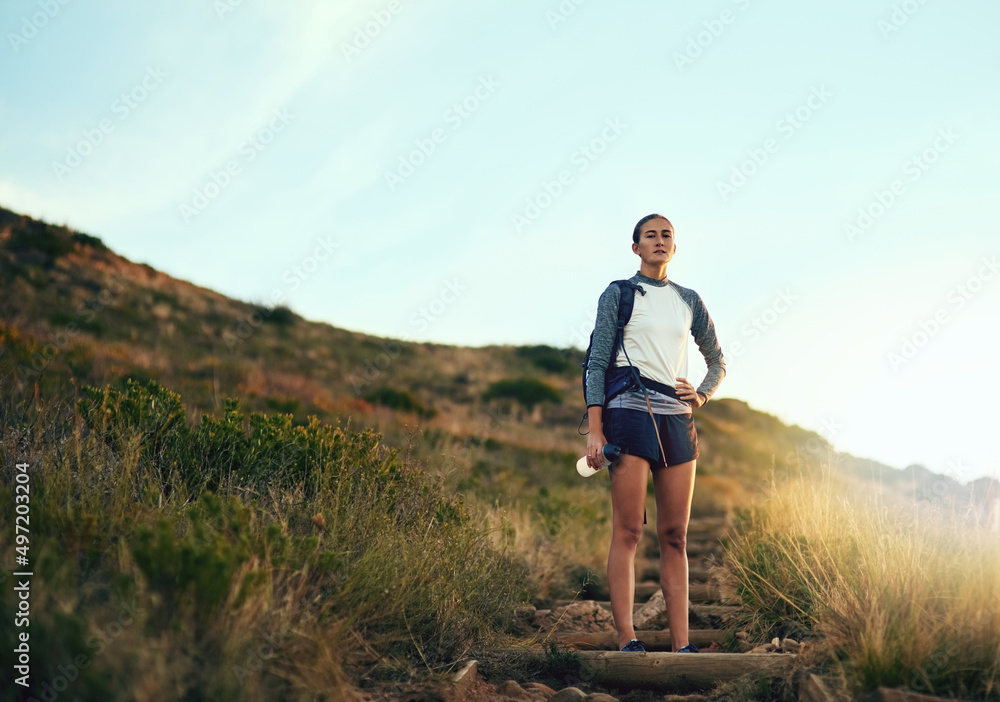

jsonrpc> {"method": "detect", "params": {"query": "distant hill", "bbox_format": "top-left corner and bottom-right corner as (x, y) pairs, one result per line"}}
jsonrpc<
(2, 203), (996, 518)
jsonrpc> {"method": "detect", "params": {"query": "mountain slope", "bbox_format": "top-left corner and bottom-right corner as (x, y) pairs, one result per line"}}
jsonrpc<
(1, 203), (995, 517)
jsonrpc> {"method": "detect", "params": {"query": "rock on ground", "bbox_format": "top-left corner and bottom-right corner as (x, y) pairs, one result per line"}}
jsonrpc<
(497, 680), (532, 700)
(534, 601), (615, 633)
(548, 688), (588, 702)
(523, 682), (556, 699)
(632, 590), (665, 630)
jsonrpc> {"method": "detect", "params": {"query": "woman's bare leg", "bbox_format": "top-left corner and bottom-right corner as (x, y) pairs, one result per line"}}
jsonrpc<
(652, 459), (696, 651)
(607, 452), (650, 649)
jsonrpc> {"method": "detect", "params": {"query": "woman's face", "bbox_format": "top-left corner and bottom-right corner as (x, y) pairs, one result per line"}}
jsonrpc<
(632, 217), (676, 265)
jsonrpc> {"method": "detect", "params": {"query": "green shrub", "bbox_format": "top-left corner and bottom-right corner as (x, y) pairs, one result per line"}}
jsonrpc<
(1, 377), (530, 698)
(516, 345), (572, 374)
(7, 223), (76, 260)
(253, 304), (297, 326)
(264, 395), (301, 415)
(482, 378), (562, 409)
(72, 231), (108, 250)
(365, 386), (436, 418)
(133, 493), (255, 625)
(46, 309), (106, 335)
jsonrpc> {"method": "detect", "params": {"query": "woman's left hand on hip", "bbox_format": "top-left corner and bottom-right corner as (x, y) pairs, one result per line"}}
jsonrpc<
(676, 377), (704, 408)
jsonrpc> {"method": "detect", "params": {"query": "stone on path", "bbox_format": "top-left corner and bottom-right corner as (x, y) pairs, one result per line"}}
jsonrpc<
(859, 688), (972, 702)
(497, 679), (532, 700)
(534, 601), (615, 633)
(548, 688), (588, 702)
(523, 682), (556, 699)
(632, 590), (665, 630)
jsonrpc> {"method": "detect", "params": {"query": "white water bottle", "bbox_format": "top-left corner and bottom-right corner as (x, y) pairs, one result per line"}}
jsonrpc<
(576, 443), (623, 477)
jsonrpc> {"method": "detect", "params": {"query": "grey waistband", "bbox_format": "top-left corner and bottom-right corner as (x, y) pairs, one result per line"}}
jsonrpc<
(606, 387), (691, 415)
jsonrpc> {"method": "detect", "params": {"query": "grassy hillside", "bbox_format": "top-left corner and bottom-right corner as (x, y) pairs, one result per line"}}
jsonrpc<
(3, 205), (996, 544)
(0, 207), (848, 477)
(3, 204), (998, 699)
(1, 377), (527, 700)
(4, 205), (997, 518)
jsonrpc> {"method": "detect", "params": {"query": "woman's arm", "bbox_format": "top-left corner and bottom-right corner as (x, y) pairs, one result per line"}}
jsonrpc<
(585, 285), (620, 467)
(584, 284), (622, 411)
(690, 292), (726, 401)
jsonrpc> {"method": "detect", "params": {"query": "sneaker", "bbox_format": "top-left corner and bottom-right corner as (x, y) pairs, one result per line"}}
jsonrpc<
(676, 643), (699, 653)
(620, 639), (647, 652)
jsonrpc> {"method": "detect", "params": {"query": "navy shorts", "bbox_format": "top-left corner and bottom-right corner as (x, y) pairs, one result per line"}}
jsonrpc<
(603, 407), (699, 470)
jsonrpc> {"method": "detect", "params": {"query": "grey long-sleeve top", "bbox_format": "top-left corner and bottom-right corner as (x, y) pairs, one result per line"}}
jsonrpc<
(585, 272), (726, 412)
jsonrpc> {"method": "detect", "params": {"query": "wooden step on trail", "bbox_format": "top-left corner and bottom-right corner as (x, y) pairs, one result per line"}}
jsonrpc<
(464, 514), (772, 699)
(682, 540), (722, 558)
(548, 601), (741, 620)
(635, 581), (731, 603)
(639, 563), (712, 582)
(685, 516), (731, 533)
(643, 538), (725, 558)
(498, 649), (798, 693)
(549, 628), (724, 651)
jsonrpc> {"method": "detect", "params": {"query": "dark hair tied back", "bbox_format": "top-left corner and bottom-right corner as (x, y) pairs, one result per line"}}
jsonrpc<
(633, 213), (670, 244)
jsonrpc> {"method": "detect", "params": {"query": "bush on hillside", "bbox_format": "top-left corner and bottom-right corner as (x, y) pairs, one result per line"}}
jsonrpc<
(6, 222), (76, 261)
(516, 345), (573, 374)
(482, 378), (562, 409)
(364, 386), (436, 418)
(72, 231), (108, 250)
(257, 304), (297, 326)
(0, 378), (528, 699)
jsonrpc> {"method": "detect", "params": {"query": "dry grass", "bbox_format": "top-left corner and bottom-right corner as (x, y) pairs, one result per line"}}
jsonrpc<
(470, 492), (612, 601)
(724, 468), (1000, 700)
(0, 379), (529, 700)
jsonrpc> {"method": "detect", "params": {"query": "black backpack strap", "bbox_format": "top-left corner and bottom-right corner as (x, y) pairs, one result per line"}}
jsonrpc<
(612, 280), (644, 352)
(578, 280), (645, 435)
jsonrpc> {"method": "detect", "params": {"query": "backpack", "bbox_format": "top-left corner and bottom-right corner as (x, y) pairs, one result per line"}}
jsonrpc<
(580, 280), (646, 423)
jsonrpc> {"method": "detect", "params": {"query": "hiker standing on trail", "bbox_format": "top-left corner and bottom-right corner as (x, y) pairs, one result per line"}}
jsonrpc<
(583, 213), (726, 653)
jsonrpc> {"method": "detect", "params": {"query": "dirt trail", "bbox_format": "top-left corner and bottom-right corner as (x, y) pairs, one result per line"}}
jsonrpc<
(450, 516), (812, 702)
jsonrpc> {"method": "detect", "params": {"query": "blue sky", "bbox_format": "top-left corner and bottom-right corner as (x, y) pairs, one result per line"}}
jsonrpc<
(2, 0), (998, 484)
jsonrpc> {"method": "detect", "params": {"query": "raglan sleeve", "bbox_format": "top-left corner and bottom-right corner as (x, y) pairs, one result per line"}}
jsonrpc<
(690, 292), (726, 401)
(584, 284), (621, 408)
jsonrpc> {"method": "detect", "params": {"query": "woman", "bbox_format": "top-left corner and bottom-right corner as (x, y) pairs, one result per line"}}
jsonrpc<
(584, 213), (726, 653)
